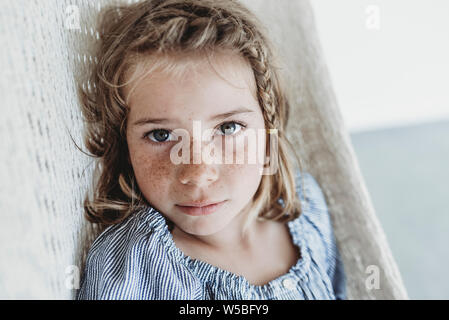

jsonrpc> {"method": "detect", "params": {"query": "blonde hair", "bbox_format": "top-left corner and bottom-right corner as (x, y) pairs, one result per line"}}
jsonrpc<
(79, 0), (305, 233)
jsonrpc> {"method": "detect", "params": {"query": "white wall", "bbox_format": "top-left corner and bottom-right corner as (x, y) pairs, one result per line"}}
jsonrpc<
(310, 0), (449, 133)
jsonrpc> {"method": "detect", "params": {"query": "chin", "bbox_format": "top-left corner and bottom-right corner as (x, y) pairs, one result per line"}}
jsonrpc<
(180, 218), (230, 236)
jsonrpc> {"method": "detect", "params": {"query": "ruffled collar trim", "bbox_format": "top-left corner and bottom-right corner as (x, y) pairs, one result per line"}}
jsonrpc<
(138, 205), (312, 298)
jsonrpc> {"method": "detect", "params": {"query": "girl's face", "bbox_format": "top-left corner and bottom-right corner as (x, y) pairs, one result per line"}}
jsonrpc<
(125, 54), (266, 237)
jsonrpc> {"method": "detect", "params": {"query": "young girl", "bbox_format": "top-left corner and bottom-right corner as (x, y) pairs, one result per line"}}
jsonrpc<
(77, 0), (346, 300)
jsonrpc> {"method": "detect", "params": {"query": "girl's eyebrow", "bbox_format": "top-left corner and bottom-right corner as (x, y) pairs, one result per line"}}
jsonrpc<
(132, 107), (255, 127)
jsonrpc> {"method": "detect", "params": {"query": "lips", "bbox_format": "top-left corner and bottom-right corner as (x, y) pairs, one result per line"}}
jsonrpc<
(176, 200), (227, 216)
(177, 200), (224, 207)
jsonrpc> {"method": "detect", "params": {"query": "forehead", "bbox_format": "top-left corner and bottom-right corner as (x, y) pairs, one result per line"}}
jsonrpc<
(125, 51), (259, 119)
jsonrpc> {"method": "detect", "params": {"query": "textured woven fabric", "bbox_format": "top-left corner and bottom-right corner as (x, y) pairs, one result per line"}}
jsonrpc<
(77, 171), (346, 300)
(0, 0), (408, 299)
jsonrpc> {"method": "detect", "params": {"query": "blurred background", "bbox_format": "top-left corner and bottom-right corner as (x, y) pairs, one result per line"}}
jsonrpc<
(311, 0), (449, 299)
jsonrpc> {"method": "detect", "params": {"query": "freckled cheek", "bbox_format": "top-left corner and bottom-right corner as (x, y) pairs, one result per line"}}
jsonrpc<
(223, 163), (262, 205)
(228, 136), (265, 181)
(230, 131), (266, 169)
(129, 148), (173, 202)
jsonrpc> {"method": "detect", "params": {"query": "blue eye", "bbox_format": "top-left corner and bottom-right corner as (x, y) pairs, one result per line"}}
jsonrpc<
(145, 129), (174, 143)
(218, 121), (245, 136)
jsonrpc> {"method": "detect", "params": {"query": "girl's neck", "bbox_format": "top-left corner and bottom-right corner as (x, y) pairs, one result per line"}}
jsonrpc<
(171, 207), (266, 255)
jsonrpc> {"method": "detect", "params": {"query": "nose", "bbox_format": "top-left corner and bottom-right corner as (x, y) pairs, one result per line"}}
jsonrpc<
(177, 138), (220, 187)
(178, 163), (219, 187)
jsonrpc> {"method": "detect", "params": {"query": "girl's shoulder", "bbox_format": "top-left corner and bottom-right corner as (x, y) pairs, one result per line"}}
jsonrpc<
(77, 207), (201, 299)
(294, 170), (335, 245)
(294, 170), (346, 300)
(83, 206), (164, 262)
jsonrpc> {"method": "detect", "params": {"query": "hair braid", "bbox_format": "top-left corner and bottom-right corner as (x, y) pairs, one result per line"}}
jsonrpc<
(244, 44), (279, 130)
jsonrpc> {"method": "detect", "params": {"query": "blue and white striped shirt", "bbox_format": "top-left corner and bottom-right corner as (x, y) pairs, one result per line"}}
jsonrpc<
(77, 171), (346, 300)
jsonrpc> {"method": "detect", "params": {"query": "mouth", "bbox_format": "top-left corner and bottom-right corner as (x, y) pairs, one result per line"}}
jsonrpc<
(175, 200), (227, 216)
